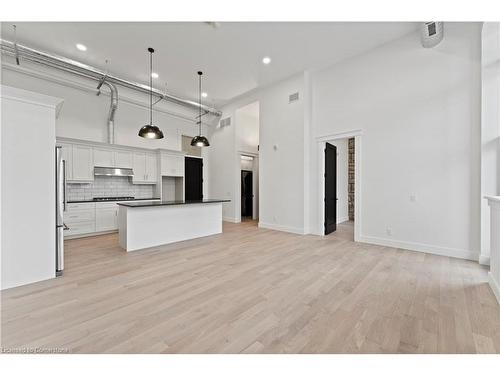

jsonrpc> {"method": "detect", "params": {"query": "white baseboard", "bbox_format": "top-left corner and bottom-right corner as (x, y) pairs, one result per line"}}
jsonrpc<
(479, 255), (491, 266)
(488, 272), (500, 305)
(337, 216), (349, 224)
(359, 235), (478, 261)
(223, 216), (239, 223)
(258, 222), (305, 235)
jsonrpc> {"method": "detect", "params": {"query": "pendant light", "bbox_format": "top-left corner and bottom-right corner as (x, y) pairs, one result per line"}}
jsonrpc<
(138, 47), (164, 139)
(191, 71), (210, 147)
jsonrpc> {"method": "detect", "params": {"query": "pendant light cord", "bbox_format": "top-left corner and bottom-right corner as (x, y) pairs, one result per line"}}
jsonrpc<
(198, 71), (202, 136)
(149, 49), (153, 126)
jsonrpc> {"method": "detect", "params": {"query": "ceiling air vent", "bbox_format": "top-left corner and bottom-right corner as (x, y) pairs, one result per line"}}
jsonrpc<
(421, 22), (444, 48)
(219, 117), (231, 128)
(289, 92), (299, 103)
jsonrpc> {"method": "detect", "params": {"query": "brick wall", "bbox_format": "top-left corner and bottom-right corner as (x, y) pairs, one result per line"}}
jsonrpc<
(348, 138), (355, 221)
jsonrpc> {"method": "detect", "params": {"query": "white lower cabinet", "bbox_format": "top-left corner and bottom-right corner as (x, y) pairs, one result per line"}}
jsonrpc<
(64, 203), (96, 237)
(96, 203), (119, 231)
(65, 221), (96, 237)
(64, 200), (158, 238)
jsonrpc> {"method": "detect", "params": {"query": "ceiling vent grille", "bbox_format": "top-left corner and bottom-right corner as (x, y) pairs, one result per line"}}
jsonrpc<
(219, 117), (231, 127)
(421, 22), (444, 48)
(289, 92), (300, 103)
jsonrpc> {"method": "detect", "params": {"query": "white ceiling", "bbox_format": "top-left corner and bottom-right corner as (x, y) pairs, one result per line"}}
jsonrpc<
(1, 22), (418, 107)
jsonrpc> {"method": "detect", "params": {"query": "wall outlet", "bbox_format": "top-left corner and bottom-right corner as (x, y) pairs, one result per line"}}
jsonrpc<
(273, 216), (277, 223)
(386, 227), (393, 236)
(410, 193), (417, 202)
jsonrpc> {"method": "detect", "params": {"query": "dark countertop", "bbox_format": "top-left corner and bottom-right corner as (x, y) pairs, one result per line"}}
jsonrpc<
(117, 199), (230, 208)
(68, 198), (161, 204)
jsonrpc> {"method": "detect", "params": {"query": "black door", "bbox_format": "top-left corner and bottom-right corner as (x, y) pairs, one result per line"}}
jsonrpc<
(185, 157), (203, 201)
(324, 143), (337, 234)
(241, 170), (253, 218)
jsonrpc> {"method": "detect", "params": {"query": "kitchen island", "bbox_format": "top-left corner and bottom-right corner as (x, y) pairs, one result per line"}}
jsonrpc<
(117, 199), (230, 251)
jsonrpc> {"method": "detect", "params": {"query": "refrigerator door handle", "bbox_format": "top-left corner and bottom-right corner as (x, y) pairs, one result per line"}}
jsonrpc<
(63, 160), (67, 212)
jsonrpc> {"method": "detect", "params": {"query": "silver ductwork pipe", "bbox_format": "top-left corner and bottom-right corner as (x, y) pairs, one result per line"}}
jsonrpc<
(103, 81), (118, 144)
(0, 39), (222, 117)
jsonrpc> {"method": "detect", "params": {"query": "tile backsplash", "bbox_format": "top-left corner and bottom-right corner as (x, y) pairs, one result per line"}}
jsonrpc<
(67, 176), (155, 201)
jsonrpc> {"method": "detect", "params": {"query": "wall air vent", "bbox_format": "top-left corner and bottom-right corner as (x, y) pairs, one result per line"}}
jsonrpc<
(289, 92), (299, 103)
(219, 117), (231, 128)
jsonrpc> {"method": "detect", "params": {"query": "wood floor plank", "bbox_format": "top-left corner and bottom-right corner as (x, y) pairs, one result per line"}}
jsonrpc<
(1, 220), (499, 353)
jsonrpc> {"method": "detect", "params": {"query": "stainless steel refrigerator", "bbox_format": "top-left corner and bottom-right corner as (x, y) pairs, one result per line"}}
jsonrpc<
(56, 146), (67, 276)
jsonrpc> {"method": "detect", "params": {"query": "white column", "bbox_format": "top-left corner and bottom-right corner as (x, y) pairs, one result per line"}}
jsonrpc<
(486, 196), (500, 304)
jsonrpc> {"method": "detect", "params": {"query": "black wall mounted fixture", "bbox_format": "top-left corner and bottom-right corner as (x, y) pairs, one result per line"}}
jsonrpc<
(138, 47), (164, 139)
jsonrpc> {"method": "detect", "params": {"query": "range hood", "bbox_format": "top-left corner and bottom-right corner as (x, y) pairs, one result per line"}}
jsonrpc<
(94, 167), (134, 177)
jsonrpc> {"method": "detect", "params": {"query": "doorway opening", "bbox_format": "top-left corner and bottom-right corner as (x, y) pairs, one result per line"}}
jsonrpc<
(185, 156), (203, 201)
(234, 101), (260, 224)
(318, 131), (361, 241)
(240, 155), (257, 221)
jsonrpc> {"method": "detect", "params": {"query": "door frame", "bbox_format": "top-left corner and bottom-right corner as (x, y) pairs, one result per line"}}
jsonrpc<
(317, 130), (362, 241)
(235, 151), (259, 223)
(184, 156), (204, 201)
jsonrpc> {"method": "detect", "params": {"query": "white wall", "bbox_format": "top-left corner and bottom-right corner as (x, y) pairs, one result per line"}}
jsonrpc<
(310, 23), (482, 260)
(327, 139), (349, 223)
(207, 73), (307, 232)
(236, 102), (259, 154)
(480, 22), (500, 263)
(1, 86), (62, 289)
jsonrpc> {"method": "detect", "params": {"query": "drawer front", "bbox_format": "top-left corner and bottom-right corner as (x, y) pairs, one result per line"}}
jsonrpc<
(64, 221), (95, 237)
(67, 202), (96, 211)
(96, 202), (119, 209)
(64, 209), (95, 223)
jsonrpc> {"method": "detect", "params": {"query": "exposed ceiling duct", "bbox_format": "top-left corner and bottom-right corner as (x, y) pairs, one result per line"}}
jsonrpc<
(420, 22), (444, 48)
(96, 78), (118, 144)
(0, 38), (222, 134)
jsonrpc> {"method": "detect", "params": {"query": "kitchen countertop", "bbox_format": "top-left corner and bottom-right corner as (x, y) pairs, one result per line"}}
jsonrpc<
(117, 199), (230, 208)
(68, 198), (161, 203)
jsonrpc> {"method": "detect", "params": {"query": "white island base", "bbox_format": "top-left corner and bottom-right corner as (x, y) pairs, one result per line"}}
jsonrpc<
(118, 200), (226, 251)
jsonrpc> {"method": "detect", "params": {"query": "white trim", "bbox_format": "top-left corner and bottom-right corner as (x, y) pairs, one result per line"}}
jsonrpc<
(359, 235), (479, 261)
(1, 84), (64, 110)
(315, 129), (363, 142)
(223, 216), (239, 223)
(479, 255), (491, 266)
(317, 131), (362, 241)
(488, 272), (500, 305)
(258, 222), (305, 235)
(337, 216), (349, 224)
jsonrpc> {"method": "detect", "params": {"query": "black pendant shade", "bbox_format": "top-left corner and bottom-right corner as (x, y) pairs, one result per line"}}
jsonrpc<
(138, 47), (164, 139)
(190, 135), (210, 147)
(139, 124), (164, 139)
(191, 71), (210, 147)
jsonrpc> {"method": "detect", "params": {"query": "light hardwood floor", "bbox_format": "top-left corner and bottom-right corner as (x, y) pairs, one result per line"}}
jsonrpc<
(1, 220), (500, 353)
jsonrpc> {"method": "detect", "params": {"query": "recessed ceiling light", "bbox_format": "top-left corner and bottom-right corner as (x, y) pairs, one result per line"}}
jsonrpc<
(262, 56), (271, 65)
(201, 92), (208, 98)
(151, 72), (159, 79)
(76, 43), (87, 51)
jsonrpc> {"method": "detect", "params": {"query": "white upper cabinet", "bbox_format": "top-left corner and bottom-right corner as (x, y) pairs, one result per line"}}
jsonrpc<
(132, 152), (147, 183)
(132, 152), (157, 184)
(161, 154), (184, 177)
(145, 154), (158, 183)
(93, 148), (114, 167)
(58, 142), (73, 181)
(72, 145), (94, 182)
(114, 150), (133, 169)
(56, 138), (163, 185)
